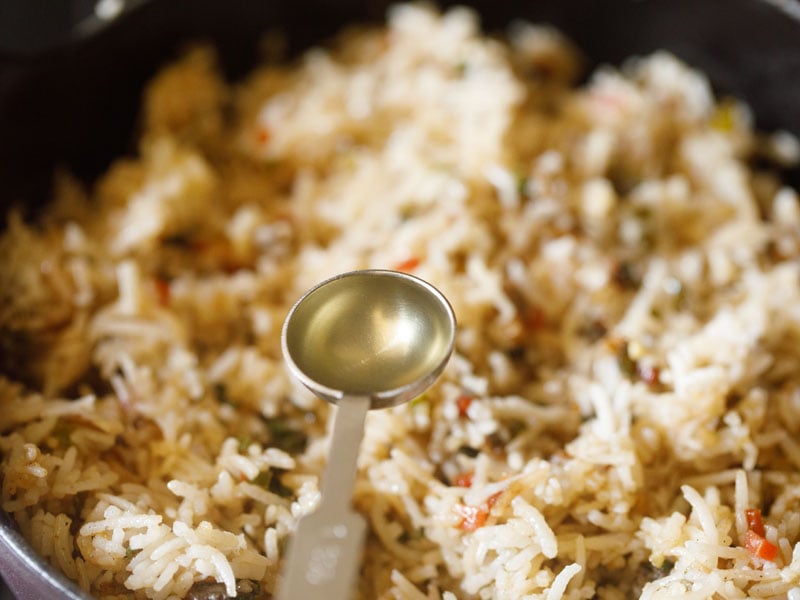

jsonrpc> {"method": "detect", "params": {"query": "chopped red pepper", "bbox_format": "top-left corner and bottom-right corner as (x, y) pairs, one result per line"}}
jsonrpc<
(154, 277), (170, 306)
(453, 503), (488, 531)
(745, 508), (766, 537)
(744, 529), (778, 562)
(524, 305), (547, 330)
(452, 491), (502, 530)
(454, 471), (474, 488)
(255, 125), (271, 145)
(394, 257), (420, 273)
(456, 395), (472, 418)
(743, 508), (777, 563)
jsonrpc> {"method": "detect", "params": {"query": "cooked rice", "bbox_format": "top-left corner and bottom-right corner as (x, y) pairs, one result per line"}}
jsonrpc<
(2, 4), (800, 599)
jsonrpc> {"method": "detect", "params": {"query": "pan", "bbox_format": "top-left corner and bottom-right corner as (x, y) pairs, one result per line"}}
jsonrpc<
(1, 1), (799, 598)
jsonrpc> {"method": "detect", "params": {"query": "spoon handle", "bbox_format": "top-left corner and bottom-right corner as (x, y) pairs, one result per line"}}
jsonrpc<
(279, 396), (370, 600)
(319, 396), (370, 511)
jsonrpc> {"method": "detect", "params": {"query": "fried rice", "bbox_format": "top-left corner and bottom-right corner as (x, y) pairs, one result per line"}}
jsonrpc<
(2, 4), (800, 599)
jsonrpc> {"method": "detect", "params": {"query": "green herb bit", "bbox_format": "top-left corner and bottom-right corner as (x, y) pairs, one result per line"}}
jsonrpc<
(262, 417), (308, 454)
(613, 261), (641, 290)
(410, 392), (429, 406)
(72, 492), (85, 518)
(250, 470), (271, 488)
(616, 341), (638, 379)
(249, 468), (296, 500)
(506, 418), (526, 438)
(268, 469), (294, 498)
(580, 320), (607, 342)
(458, 445), (480, 458)
(161, 233), (193, 248)
(237, 435), (252, 453)
(398, 205), (418, 222)
(517, 172), (529, 197)
(213, 382), (234, 406)
(51, 420), (73, 448)
(398, 527), (425, 544)
(711, 100), (737, 132)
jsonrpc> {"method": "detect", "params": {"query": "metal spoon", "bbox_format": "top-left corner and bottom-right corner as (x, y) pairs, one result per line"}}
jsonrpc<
(278, 269), (456, 600)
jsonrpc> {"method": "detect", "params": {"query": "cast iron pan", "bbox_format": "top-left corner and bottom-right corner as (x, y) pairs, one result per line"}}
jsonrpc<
(1, 1), (799, 598)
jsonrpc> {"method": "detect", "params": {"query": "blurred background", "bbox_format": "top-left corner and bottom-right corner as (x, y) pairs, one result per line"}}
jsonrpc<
(2, 0), (800, 214)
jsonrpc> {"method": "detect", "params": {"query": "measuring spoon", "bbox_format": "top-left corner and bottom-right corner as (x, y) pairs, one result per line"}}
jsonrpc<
(278, 269), (456, 600)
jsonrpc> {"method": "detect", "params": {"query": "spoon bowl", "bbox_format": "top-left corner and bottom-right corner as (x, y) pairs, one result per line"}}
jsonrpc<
(282, 269), (456, 408)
